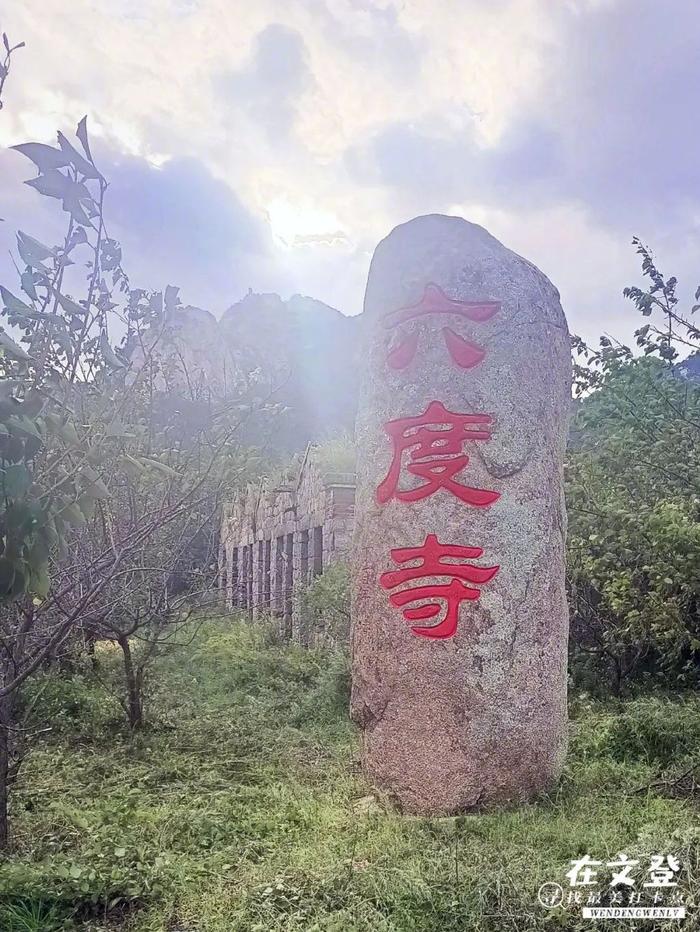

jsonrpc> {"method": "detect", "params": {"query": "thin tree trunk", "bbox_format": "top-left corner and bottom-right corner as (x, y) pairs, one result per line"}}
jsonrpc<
(117, 635), (143, 729)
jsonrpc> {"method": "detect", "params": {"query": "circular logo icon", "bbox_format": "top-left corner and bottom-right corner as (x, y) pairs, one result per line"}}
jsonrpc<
(538, 882), (564, 908)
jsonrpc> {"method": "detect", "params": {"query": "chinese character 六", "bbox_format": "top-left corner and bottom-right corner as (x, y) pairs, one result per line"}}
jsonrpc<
(379, 533), (499, 639)
(376, 400), (500, 507)
(566, 855), (602, 887)
(383, 283), (500, 371)
(644, 855), (680, 887)
(608, 853), (639, 887)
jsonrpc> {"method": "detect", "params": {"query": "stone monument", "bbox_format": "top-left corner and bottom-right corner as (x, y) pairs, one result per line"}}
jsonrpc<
(350, 214), (571, 814)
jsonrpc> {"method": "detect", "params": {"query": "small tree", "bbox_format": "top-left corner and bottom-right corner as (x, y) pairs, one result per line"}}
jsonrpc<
(0, 117), (270, 846)
(568, 240), (700, 693)
(66, 395), (252, 729)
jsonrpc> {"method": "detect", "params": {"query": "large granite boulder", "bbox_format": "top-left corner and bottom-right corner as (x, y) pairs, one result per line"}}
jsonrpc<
(351, 214), (571, 814)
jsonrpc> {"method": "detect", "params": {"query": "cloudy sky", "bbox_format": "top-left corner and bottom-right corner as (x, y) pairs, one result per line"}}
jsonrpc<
(0, 0), (698, 343)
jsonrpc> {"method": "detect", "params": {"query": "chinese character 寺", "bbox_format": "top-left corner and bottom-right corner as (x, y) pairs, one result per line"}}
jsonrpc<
(379, 533), (499, 639)
(383, 283), (500, 370)
(376, 400), (500, 506)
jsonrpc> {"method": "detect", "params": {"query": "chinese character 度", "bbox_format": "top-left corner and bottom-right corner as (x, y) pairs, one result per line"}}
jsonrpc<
(376, 400), (500, 507)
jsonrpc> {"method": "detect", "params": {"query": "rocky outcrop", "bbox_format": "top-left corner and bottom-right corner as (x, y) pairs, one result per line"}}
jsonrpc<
(129, 291), (360, 453)
(220, 292), (359, 451)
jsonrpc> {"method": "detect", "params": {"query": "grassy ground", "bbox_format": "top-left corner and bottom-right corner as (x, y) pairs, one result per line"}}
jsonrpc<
(0, 621), (699, 931)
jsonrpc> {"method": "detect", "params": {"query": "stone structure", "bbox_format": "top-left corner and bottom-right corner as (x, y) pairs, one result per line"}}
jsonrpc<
(219, 445), (355, 641)
(351, 215), (571, 815)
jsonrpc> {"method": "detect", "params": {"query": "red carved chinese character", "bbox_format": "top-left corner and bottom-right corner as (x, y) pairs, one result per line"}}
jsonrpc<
(384, 283), (500, 370)
(376, 400), (500, 506)
(380, 533), (499, 639)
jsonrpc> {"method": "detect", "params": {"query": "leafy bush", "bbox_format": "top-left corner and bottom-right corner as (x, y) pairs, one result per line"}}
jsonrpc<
(298, 564), (350, 647)
(567, 359), (700, 692)
(293, 650), (351, 726)
(569, 240), (700, 694)
(190, 623), (324, 695)
(20, 670), (122, 740)
(311, 434), (356, 476)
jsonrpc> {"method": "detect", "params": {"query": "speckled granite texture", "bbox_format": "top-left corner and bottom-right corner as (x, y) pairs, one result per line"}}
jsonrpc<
(351, 214), (571, 814)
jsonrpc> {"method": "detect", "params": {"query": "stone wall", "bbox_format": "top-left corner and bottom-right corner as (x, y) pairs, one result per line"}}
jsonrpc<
(219, 446), (354, 642)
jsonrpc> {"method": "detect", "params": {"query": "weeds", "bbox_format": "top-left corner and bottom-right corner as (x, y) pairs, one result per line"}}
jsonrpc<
(1, 621), (698, 930)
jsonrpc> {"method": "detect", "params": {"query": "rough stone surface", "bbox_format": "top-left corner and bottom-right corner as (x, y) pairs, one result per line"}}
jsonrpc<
(129, 292), (360, 453)
(350, 214), (571, 815)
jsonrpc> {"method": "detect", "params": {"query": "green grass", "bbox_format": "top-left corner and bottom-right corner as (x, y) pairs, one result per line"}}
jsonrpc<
(1, 621), (699, 931)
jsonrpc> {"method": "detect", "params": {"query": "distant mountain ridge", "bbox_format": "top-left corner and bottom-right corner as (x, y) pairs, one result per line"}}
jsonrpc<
(132, 291), (360, 453)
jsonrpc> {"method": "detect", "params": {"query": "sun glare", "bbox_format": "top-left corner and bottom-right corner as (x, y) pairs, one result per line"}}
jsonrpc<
(266, 198), (348, 249)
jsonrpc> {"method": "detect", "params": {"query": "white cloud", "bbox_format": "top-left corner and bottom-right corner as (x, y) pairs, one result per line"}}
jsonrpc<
(2, 0), (698, 349)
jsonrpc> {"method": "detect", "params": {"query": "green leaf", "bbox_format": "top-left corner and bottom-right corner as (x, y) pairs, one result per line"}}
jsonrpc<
(138, 457), (179, 479)
(11, 142), (71, 172)
(55, 292), (88, 316)
(17, 231), (56, 260)
(16, 231), (51, 270)
(77, 494), (95, 521)
(25, 169), (72, 200)
(20, 269), (38, 301)
(41, 521), (58, 552)
(0, 557), (16, 596)
(8, 414), (43, 440)
(76, 115), (94, 163)
(30, 565), (50, 599)
(84, 476), (109, 499)
(51, 329), (74, 356)
(0, 329), (33, 361)
(69, 225), (88, 248)
(2, 463), (31, 498)
(100, 332), (126, 369)
(61, 180), (94, 226)
(0, 284), (33, 315)
(60, 503), (86, 527)
(57, 131), (102, 179)
(119, 454), (145, 479)
(56, 420), (80, 446)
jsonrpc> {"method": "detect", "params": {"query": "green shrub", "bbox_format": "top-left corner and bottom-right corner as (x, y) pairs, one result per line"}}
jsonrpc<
(20, 670), (122, 740)
(604, 697), (700, 765)
(189, 624), (323, 695)
(567, 359), (700, 694)
(293, 650), (351, 727)
(298, 564), (350, 647)
(569, 694), (700, 766)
